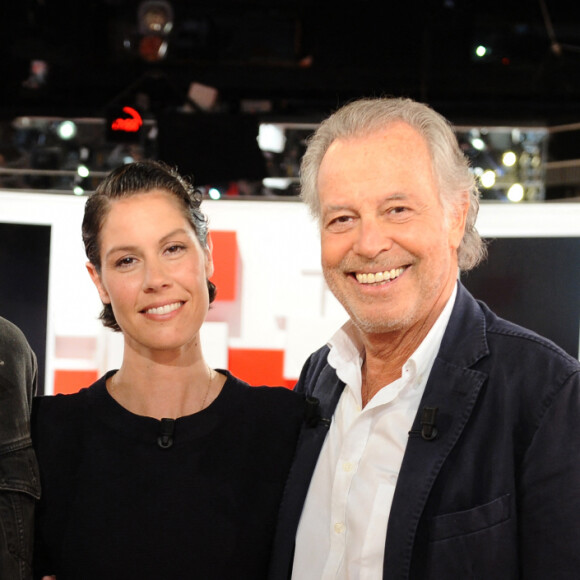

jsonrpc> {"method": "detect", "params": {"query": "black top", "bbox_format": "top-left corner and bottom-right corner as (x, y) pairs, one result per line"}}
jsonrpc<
(32, 370), (305, 580)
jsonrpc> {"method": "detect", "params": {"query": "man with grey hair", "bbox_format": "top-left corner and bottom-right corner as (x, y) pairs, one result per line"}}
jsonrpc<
(269, 97), (580, 579)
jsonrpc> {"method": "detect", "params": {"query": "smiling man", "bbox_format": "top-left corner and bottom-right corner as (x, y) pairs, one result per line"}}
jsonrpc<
(269, 97), (580, 579)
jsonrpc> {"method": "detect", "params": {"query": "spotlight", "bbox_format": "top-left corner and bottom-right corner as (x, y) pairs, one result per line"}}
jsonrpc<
(480, 170), (496, 189)
(507, 183), (525, 202)
(56, 120), (77, 140)
(468, 129), (486, 152)
(475, 45), (488, 58)
(472, 42), (493, 62)
(263, 178), (294, 190)
(137, 1), (173, 62)
(77, 165), (90, 179)
(502, 151), (517, 167)
(258, 124), (286, 153)
(138, 1), (173, 35)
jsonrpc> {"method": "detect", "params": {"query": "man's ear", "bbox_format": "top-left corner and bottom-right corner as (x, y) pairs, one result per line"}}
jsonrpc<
(448, 192), (470, 250)
(204, 233), (215, 279)
(86, 262), (111, 304)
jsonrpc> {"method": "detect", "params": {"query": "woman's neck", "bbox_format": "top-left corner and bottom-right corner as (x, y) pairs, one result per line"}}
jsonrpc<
(107, 351), (223, 420)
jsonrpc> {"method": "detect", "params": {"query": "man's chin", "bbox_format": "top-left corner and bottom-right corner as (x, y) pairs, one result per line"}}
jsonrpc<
(349, 310), (411, 337)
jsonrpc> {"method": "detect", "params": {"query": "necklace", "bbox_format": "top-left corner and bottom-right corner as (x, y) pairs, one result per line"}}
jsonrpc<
(108, 366), (215, 413)
(200, 366), (214, 412)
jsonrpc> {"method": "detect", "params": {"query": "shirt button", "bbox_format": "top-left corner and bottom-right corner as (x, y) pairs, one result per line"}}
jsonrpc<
(342, 461), (353, 472)
(334, 522), (345, 534)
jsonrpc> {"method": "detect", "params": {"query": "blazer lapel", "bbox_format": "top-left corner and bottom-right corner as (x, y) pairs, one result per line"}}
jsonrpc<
(384, 360), (487, 578)
(269, 362), (346, 579)
(383, 284), (490, 579)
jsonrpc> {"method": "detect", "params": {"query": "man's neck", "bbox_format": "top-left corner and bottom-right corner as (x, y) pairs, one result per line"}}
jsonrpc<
(360, 337), (413, 407)
(358, 286), (456, 407)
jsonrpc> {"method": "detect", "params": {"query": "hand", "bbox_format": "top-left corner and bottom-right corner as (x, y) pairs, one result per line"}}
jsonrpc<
(42, 576), (56, 580)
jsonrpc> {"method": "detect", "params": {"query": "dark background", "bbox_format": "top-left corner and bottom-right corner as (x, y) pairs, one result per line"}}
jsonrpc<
(461, 237), (580, 359)
(0, 223), (51, 392)
(3, 1), (580, 126)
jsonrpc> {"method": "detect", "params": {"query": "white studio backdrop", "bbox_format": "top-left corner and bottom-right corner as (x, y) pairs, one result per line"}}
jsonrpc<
(1, 190), (579, 395)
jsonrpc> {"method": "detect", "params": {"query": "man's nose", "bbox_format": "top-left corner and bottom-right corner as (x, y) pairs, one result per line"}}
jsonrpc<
(352, 218), (394, 259)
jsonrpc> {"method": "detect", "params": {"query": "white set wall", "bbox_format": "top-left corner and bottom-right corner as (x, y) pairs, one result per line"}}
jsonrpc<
(1, 190), (579, 394)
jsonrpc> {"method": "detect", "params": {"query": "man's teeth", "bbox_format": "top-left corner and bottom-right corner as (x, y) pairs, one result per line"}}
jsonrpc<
(146, 302), (182, 315)
(356, 268), (405, 284)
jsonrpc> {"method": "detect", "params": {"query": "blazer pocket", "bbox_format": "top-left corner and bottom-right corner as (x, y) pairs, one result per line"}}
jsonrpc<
(429, 493), (511, 542)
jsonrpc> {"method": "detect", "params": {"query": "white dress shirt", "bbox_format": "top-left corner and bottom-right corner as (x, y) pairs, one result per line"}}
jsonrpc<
(292, 285), (457, 580)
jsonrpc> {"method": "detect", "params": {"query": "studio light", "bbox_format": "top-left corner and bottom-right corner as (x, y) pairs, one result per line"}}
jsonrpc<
(502, 151), (517, 167)
(56, 120), (77, 141)
(258, 124), (286, 153)
(137, 1), (174, 62)
(208, 187), (222, 200)
(475, 45), (488, 58)
(480, 170), (496, 189)
(138, 1), (173, 35)
(507, 183), (525, 202)
(77, 165), (90, 179)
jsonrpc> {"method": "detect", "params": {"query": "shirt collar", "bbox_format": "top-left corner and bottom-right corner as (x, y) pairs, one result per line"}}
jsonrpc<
(327, 283), (458, 397)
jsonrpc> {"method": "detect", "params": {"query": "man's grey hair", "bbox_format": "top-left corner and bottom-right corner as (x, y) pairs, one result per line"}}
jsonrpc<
(299, 97), (486, 271)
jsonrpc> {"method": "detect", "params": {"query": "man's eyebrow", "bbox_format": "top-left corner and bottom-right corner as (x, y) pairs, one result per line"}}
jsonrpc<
(323, 193), (411, 212)
(323, 204), (352, 212)
(381, 193), (410, 201)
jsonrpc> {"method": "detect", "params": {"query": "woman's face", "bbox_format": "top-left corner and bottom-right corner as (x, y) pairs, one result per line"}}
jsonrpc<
(87, 190), (213, 358)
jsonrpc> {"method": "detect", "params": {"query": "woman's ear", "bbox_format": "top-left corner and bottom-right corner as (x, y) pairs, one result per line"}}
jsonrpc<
(86, 262), (111, 304)
(204, 233), (215, 279)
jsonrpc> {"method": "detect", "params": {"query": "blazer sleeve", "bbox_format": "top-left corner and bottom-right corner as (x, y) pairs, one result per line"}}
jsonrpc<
(518, 368), (580, 579)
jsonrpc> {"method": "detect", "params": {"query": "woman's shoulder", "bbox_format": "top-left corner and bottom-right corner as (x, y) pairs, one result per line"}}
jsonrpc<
(34, 392), (80, 416)
(31, 375), (107, 439)
(221, 370), (306, 422)
(33, 384), (91, 418)
(223, 370), (299, 398)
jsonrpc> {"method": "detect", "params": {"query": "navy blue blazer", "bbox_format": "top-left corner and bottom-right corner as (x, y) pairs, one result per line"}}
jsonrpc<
(269, 283), (580, 579)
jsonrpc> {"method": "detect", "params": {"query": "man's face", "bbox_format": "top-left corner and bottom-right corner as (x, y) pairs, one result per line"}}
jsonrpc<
(318, 121), (467, 341)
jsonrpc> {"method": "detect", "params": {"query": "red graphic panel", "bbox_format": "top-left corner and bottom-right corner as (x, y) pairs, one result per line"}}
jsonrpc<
(209, 231), (238, 301)
(54, 369), (99, 395)
(228, 348), (295, 389)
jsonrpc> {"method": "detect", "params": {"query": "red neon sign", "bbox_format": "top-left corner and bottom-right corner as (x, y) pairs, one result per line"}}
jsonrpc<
(111, 107), (143, 133)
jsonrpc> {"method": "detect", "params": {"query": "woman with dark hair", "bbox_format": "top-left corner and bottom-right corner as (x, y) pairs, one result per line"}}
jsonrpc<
(32, 160), (306, 580)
